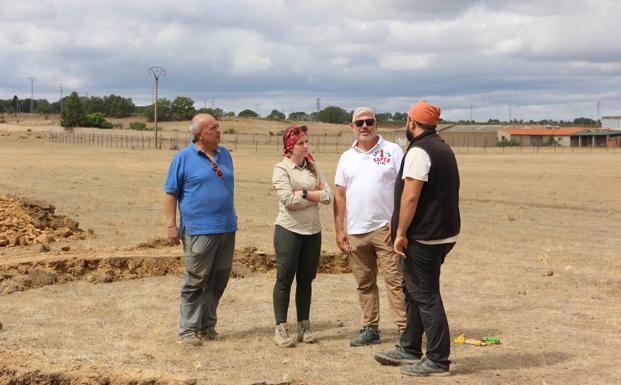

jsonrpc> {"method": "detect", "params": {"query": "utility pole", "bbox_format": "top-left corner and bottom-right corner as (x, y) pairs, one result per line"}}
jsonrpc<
(509, 104), (512, 123)
(28, 77), (35, 113)
(597, 101), (601, 125)
(60, 82), (63, 114)
(149, 66), (166, 149)
(470, 102), (473, 123)
(316, 98), (321, 112)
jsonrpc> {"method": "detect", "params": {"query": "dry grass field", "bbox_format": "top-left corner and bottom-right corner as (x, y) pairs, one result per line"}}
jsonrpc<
(1, 119), (620, 385)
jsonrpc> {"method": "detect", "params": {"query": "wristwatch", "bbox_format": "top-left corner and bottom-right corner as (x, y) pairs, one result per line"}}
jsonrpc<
(302, 189), (308, 199)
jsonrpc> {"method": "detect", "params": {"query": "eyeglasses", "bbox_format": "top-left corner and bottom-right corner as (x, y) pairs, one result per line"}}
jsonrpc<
(353, 119), (376, 128)
(211, 162), (224, 179)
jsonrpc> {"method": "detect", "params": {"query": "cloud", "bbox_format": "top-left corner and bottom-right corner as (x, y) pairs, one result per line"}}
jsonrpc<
(0, 0), (620, 119)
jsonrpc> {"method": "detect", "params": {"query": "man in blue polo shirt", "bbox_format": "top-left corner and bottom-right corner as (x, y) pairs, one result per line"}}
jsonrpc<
(164, 113), (237, 347)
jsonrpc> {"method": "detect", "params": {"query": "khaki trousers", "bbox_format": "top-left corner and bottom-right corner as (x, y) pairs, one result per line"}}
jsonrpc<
(348, 225), (406, 331)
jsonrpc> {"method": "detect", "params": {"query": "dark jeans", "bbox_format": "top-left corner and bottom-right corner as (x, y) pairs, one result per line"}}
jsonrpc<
(400, 241), (455, 370)
(273, 225), (321, 324)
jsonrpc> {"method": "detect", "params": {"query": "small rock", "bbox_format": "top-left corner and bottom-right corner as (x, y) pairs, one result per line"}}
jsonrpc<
(57, 227), (73, 238)
(254, 249), (266, 256)
(336, 320), (344, 327)
(61, 246), (71, 251)
(35, 233), (49, 245)
(0, 321), (3, 330)
(40, 244), (51, 252)
(546, 270), (554, 277)
(86, 274), (96, 283)
(0, 239), (8, 247)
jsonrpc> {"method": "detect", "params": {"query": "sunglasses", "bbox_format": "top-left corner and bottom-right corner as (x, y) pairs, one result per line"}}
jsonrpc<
(353, 119), (376, 128)
(211, 162), (224, 179)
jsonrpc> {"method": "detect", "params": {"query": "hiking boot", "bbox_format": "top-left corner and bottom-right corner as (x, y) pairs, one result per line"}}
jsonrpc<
(198, 327), (219, 341)
(178, 334), (202, 347)
(400, 356), (450, 377)
(274, 323), (296, 348)
(350, 326), (380, 346)
(297, 320), (317, 343)
(374, 345), (421, 366)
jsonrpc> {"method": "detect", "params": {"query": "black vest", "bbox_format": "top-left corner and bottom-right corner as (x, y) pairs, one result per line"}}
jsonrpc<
(391, 130), (461, 241)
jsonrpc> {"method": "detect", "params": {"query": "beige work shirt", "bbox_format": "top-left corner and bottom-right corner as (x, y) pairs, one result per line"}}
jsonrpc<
(272, 157), (332, 235)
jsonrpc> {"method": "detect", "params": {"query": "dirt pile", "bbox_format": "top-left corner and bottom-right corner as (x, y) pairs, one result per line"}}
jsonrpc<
(236, 246), (351, 274)
(0, 195), (88, 248)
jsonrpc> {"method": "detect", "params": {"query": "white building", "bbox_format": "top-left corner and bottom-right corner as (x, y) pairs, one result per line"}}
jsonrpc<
(601, 116), (621, 129)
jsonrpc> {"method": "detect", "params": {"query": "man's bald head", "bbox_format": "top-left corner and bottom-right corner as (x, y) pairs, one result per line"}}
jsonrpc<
(189, 114), (217, 138)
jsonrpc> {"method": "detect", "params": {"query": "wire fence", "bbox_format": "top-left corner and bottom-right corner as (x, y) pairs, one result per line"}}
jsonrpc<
(48, 130), (619, 154)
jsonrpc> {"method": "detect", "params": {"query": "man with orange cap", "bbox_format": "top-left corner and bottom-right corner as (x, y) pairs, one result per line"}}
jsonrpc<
(374, 101), (460, 377)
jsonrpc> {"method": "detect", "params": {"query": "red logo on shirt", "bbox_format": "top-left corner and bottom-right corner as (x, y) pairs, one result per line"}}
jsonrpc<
(372, 149), (392, 165)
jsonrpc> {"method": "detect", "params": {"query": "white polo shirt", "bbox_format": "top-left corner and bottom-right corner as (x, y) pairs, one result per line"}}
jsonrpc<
(335, 136), (404, 235)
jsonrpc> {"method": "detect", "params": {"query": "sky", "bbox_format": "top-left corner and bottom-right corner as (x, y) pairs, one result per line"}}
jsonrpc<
(1, 0), (621, 121)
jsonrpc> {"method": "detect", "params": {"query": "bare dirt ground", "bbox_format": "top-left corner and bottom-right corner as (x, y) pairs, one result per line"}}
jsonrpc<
(1, 123), (621, 384)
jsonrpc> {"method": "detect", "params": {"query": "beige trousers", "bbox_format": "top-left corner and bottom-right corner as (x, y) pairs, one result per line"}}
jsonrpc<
(348, 225), (406, 331)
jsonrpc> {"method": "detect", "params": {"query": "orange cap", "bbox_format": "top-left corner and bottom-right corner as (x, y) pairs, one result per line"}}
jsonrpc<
(408, 100), (441, 125)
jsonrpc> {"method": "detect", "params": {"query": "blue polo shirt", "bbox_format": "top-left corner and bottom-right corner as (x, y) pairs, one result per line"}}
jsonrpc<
(164, 143), (237, 235)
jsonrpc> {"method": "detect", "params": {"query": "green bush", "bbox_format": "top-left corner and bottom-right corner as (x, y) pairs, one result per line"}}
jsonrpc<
(497, 138), (520, 147)
(82, 112), (113, 129)
(224, 128), (235, 134)
(129, 121), (149, 131)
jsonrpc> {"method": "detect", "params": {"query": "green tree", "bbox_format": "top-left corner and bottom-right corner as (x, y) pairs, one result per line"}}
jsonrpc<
(573, 117), (598, 126)
(171, 96), (196, 120)
(34, 100), (51, 114)
(317, 106), (350, 123)
(61, 92), (84, 127)
(11, 95), (19, 112)
(104, 94), (135, 117)
(376, 112), (393, 122)
(144, 98), (173, 122)
(267, 109), (285, 119)
(393, 112), (407, 121)
(238, 109), (259, 118)
(82, 112), (113, 128)
(196, 107), (224, 119)
(288, 111), (309, 120)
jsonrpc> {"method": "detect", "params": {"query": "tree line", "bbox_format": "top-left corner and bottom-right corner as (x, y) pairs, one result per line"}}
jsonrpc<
(0, 93), (601, 128)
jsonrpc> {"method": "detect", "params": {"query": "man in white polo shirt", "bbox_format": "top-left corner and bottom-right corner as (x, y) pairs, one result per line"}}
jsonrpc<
(334, 106), (407, 346)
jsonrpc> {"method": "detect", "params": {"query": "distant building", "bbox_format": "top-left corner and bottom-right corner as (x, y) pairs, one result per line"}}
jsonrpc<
(498, 127), (621, 147)
(437, 125), (500, 147)
(498, 127), (586, 146)
(601, 116), (621, 130)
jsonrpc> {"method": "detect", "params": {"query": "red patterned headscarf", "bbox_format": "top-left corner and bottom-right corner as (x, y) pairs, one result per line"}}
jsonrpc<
(282, 125), (315, 161)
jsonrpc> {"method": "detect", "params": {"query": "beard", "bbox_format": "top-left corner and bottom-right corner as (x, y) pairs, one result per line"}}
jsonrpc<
(406, 129), (415, 142)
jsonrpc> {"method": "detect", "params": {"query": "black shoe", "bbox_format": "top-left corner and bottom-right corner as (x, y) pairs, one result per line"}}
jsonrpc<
(374, 345), (421, 365)
(350, 326), (380, 346)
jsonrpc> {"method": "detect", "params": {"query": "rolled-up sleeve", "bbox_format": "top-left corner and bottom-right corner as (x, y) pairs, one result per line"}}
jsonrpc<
(273, 165), (307, 210)
(315, 164), (332, 205)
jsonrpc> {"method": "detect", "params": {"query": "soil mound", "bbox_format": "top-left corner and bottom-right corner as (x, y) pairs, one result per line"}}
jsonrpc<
(236, 246), (351, 274)
(0, 195), (89, 248)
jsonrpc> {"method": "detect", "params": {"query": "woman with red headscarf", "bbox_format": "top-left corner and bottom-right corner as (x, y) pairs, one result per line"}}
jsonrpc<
(271, 125), (332, 348)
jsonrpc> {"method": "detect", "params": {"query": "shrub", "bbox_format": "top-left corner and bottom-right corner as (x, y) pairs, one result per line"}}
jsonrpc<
(224, 128), (235, 134)
(129, 121), (148, 131)
(497, 138), (520, 147)
(82, 112), (113, 129)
